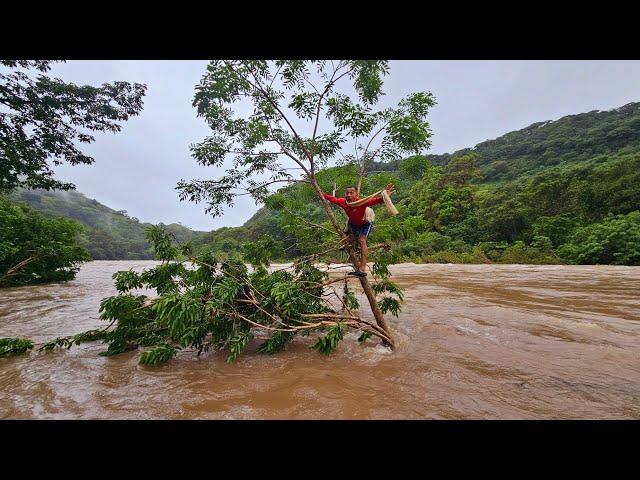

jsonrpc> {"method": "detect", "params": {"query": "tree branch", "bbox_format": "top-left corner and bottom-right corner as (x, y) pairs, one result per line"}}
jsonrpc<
(238, 60), (315, 169)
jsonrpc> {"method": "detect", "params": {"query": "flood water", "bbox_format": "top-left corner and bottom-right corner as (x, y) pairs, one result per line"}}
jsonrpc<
(1, 260), (639, 419)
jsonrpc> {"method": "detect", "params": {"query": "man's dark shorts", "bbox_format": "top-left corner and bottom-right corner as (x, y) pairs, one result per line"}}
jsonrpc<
(346, 221), (373, 238)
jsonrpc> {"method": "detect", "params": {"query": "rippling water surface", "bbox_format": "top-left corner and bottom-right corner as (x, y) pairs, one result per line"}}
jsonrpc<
(1, 261), (639, 419)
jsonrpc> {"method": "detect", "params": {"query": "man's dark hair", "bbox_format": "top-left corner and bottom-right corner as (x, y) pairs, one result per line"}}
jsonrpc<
(345, 185), (357, 190)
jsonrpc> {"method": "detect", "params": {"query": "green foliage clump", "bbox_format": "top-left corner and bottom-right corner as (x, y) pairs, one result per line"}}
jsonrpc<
(312, 323), (347, 355)
(0, 197), (90, 287)
(556, 212), (640, 265)
(37, 329), (110, 352)
(494, 241), (559, 265)
(8, 225), (403, 365)
(256, 330), (295, 355)
(0, 338), (34, 357)
(139, 344), (179, 366)
(0, 60), (146, 193)
(357, 332), (373, 344)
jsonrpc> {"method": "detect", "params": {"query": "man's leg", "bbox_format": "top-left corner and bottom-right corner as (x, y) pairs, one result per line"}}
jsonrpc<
(347, 222), (357, 252)
(358, 234), (368, 272)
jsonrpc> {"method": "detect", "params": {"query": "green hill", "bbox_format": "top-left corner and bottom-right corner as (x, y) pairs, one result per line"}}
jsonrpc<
(426, 102), (640, 182)
(8, 189), (206, 260)
(191, 101), (640, 265)
(367, 102), (640, 181)
(7, 101), (640, 265)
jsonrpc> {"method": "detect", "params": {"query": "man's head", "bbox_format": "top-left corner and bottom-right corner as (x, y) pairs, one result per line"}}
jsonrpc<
(345, 185), (359, 202)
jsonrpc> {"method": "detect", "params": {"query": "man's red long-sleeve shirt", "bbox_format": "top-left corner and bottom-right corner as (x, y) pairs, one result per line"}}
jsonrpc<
(322, 193), (384, 226)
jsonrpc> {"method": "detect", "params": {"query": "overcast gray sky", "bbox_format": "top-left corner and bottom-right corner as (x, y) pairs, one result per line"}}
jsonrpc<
(49, 60), (640, 231)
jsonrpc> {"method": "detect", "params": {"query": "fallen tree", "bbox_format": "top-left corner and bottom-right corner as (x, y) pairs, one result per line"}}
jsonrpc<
(0, 226), (402, 363)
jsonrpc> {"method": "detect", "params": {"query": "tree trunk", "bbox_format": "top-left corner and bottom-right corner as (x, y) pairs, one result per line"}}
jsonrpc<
(308, 177), (395, 349)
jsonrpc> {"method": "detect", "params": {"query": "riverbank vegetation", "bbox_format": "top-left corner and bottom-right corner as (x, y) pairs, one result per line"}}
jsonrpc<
(0, 198), (90, 287)
(7, 189), (206, 260)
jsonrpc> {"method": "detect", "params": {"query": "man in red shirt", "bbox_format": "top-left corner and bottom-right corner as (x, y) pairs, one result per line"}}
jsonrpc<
(322, 183), (395, 277)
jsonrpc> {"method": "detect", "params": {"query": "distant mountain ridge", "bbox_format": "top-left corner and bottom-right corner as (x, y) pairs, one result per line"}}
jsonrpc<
(8, 189), (206, 260)
(425, 101), (640, 181)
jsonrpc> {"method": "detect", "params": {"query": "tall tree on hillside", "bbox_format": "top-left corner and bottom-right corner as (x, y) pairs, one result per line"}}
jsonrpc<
(0, 60), (146, 192)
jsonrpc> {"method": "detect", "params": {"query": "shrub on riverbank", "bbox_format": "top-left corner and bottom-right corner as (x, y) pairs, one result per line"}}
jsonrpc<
(0, 198), (90, 287)
(556, 211), (640, 265)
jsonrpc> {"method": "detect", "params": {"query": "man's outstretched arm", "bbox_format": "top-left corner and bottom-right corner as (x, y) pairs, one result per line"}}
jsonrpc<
(322, 192), (345, 206)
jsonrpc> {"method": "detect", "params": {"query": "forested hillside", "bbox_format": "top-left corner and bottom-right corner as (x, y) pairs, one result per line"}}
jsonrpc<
(8, 102), (640, 265)
(8, 189), (206, 260)
(191, 102), (640, 265)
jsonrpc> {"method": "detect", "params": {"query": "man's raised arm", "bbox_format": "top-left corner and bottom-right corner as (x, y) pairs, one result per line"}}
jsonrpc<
(322, 192), (343, 205)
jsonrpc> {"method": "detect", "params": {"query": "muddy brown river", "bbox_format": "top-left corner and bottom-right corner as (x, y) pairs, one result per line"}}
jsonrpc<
(1, 261), (639, 419)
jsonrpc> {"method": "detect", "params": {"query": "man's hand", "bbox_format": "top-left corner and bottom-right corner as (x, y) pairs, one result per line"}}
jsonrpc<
(385, 183), (395, 196)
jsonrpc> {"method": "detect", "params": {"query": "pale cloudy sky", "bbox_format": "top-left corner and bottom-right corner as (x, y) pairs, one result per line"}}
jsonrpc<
(47, 60), (640, 231)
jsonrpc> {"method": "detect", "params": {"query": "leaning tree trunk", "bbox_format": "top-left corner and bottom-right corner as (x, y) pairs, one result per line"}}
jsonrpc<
(308, 176), (395, 349)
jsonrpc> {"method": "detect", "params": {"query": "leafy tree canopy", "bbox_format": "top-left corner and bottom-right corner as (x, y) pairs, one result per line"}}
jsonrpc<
(0, 197), (90, 286)
(0, 60), (146, 192)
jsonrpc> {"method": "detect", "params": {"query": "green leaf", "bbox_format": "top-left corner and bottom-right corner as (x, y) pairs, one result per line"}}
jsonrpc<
(139, 344), (179, 366)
